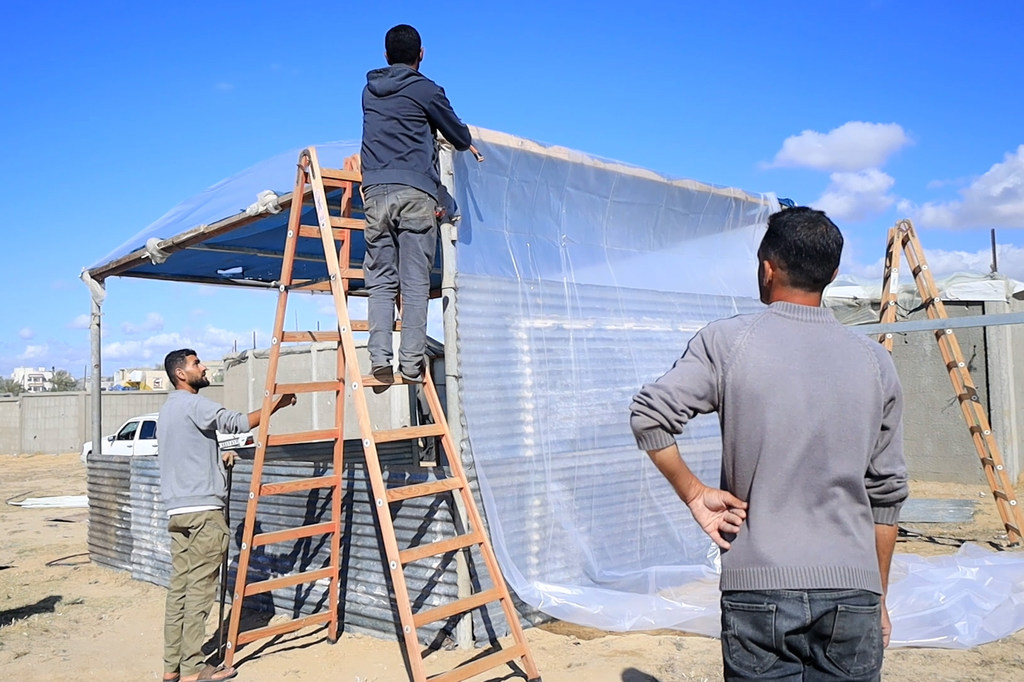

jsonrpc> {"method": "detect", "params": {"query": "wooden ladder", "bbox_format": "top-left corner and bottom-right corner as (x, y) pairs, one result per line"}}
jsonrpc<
(878, 218), (1023, 546)
(224, 147), (542, 681)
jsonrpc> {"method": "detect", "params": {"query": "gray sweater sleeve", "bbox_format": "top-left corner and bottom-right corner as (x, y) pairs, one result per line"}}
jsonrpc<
(630, 329), (721, 451)
(189, 395), (249, 435)
(866, 345), (909, 525)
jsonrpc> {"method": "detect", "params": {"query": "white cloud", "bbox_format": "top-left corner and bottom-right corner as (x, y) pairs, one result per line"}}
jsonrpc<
(813, 169), (897, 222)
(18, 327), (33, 340)
(19, 344), (47, 361)
(122, 312), (165, 335)
(103, 326), (262, 368)
(844, 244), (1024, 282)
(68, 314), (91, 330)
(905, 145), (1024, 229)
(770, 122), (911, 172)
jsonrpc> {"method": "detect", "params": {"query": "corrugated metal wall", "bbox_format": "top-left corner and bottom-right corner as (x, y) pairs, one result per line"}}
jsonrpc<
(87, 444), (511, 645)
(455, 273), (763, 601)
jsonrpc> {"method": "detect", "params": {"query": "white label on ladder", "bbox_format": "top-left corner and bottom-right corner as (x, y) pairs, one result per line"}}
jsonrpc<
(889, 269), (899, 294)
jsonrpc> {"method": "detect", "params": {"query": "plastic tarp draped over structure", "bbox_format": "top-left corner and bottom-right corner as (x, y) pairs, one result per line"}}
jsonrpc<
(450, 130), (775, 637)
(449, 129), (1024, 647)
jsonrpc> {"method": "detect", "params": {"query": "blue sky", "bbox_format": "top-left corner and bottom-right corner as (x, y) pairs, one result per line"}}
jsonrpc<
(2, 1), (1024, 379)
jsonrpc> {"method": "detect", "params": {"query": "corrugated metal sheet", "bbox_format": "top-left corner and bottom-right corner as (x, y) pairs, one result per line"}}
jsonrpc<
(87, 441), (506, 645)
(87, 454), (134, 572)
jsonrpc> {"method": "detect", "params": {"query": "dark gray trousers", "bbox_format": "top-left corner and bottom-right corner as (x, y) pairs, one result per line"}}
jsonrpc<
(362, 184), (438, 377)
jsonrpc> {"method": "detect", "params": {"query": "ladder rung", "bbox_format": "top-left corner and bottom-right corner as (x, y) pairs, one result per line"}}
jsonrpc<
(234, 611), (333, 647)
(266, 429), (339, 446)
(330, 216), (365, 230)
(339, 267), (365, 280)
(260, 475), (340, 496)
(980, 457), (995, 467)
(413, 587), (502, 629)
(290, 279), (333, 292)
(386, 477), (464, 503)
(297, 225), (352, 240)
(426, 642), (526, 682)
(282, 331), (342, 343)
(275, 381), (341, 394)
(373, 423), (446, 444)
(400, 531), (483, 565)
(253, 522), (336, 548)
(243, 566), (334, 597)
(319, 167), (362, 183)
(993, 489), (1011, 501)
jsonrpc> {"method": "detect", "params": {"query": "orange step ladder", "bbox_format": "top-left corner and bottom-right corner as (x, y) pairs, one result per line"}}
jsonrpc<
(224, 147), (542, 681)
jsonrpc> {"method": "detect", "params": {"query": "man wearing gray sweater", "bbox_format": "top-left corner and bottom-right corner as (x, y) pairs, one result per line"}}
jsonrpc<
(630, 207), (908, 681)
(158, 349), (295, 682)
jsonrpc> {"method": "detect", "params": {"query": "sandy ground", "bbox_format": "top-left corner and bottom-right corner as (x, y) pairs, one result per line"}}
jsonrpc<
(2, 453), (1024, 682)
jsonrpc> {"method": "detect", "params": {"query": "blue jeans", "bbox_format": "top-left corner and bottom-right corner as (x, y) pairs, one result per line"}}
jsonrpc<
(362, 184), (438, 377)
(721, 589), (883, 681)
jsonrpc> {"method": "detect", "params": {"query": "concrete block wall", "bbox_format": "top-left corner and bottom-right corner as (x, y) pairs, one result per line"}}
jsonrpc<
(888, 302), (990, 483)
(223, 342), (442, 440)
(0, 387), (224, 455)
(984, 297), (1024, 484)
(0, 398), (19, 454)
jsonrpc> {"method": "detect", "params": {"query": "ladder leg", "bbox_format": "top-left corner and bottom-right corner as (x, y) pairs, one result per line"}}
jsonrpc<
(225, 158), (309, 667)
(421, 370), (543, 680)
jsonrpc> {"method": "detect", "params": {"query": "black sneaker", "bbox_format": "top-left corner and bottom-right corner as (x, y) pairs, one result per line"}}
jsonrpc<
(371, 365), (394, 394)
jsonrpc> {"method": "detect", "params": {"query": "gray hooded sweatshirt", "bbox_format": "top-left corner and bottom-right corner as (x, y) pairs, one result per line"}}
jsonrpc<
(360, 64), (472, 201)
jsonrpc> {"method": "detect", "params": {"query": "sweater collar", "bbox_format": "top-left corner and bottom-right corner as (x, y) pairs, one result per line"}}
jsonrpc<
(767, 301), (837, 323)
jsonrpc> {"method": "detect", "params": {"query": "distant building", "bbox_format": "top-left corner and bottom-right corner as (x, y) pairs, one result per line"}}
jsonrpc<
(113, 361), (224, 391)
(12, 367), (53, 393)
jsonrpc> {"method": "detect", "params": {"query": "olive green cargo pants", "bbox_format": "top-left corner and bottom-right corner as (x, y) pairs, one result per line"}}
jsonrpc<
(164, 510), (229, 677)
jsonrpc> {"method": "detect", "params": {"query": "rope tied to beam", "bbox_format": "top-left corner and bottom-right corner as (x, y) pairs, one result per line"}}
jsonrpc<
(245, 190), (282, 216)
(79, 268), (106, 305)
(145, 238), (172, 264)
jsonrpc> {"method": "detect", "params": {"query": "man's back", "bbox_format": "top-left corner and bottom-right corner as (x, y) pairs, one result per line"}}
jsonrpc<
(360, 64), (470, 199)
(712, 303), (905, 591)
(631, 301), (907, 592)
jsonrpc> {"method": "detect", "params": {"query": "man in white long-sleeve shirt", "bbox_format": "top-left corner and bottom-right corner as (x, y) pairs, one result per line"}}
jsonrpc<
(157, 349), (295, 682)
(630, 207), (908, 681)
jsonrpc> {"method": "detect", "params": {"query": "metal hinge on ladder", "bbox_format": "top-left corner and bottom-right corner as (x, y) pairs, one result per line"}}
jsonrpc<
(878, 218), (1023, 546)
(225, 147), (542, 681)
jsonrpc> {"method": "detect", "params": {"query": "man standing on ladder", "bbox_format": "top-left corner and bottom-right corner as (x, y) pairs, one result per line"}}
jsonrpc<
(360, 23), (472, 387)
(630, 207), (909, 681)
(158, 349), (296, 682)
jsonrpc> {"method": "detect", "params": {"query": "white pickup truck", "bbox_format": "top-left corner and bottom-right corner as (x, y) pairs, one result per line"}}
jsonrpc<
(81, 412), (253, 461)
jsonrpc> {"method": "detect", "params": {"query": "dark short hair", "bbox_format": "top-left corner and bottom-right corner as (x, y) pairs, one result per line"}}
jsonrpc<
(385, 24), (421, 66)
(164, 348), (197, 387)
(759, 207), (843, 292)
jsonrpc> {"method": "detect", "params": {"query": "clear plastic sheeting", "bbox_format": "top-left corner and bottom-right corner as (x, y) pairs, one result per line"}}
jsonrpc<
(450, 129), (1024, 649)
(451, 128), (776, 635)
(825, 272), (1024, 325)
(90, 141), (361, 276)
(888, 543), (1024, 649)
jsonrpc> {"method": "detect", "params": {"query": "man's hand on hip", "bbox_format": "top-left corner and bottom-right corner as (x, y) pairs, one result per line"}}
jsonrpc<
(684, 485), (748, 550)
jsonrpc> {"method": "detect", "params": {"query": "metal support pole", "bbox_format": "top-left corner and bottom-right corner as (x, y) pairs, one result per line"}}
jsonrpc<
(438, 144), (473, 650)
(89, 280), (105, 454)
